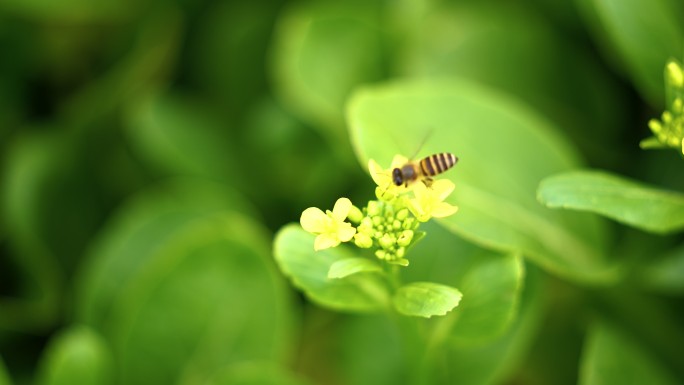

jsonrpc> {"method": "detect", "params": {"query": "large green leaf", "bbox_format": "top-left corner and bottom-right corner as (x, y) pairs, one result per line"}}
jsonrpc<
(274, 224), (390, 312)
(579, 321), (679, 385)
(538, 170), (684, 234)
(577, 0), (684, 106)
(348, 79), (616, 284)
(75, 181), (291, 385)
(397, 1), (625, 159)
(36, 326), (113, 385)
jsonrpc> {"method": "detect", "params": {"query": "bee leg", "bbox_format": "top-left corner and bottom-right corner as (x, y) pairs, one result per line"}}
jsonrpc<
(422, 177), (434, 187)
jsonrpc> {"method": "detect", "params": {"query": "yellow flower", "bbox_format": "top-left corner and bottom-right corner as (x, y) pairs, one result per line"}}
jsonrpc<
(407, 179), (458, 222)
(300, 197), (357, 250)
(368, 155), (414, 200)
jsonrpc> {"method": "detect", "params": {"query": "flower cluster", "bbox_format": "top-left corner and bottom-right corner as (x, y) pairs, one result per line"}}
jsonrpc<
(645, 59), (684, 154)
(300, 155), (458, 266)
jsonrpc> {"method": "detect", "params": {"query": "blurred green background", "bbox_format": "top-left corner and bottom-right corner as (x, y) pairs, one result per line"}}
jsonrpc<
(0, 0), (683, 384)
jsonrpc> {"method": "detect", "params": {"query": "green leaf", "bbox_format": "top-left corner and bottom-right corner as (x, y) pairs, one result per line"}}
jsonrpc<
(124, 92), (240, 182)
(328, 257), (383, 279)
(0, 0), (143, 22)
(205, 362), (313, 385)
(441, 264), (544, 385)
(36, 326), (113, 385)
(393, 282), (462, 318)
(348, 79), (616, 284)
(538, 170), (684, 234)
(271, 1), (385, 139)
(75, 182), (292, 385)
(641, 244), (684, 294)
(450, 254), (524, 344)
(76, 178), (256, 328)
(0, 356), (12, 385)
(402, 222), (525, 343)
(274, 224), (389, 312)
(578, 0), (684, 106)
(579, 321), (679, 385)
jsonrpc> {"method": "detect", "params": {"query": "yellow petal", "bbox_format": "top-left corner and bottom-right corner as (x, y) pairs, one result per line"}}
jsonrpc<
(331, 197), (352, 222)
(314, 233), (340, 251)
(412, 181), (429, 200)
(430, 202), (458, 218)
(431, 179), (455, 200)
(300, 207), (328, 233)
(390, 154), (409, 169)
(337, 223), (356, 242)
(369, 159), (391, 187)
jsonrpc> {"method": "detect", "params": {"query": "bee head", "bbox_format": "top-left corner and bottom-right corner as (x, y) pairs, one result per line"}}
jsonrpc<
(392, 168), (404, 186)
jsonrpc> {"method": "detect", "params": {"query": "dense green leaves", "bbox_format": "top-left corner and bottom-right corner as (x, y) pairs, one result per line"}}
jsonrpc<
(205, 363), (313, 385)
(124, 92), (239, 182)
(36, 327), (113, 385)
(393, 282), (462, 318)
(579, 322), (679, 385)
(274, 224), (389, 312)
(578, 0), (684, 106)
(538, 170), (684, 234)
(272, 1), (386, 139)
(641, 244), (684, 294)
(348, 79), (615, 284)
(0, 357), (11, 385)
(75, 181), (292, 385)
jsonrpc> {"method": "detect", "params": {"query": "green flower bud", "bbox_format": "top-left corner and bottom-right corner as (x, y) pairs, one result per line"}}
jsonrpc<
(397, 230), (414, 247)
(396, 208), (409, 221)
(379, 233), (395, 249)
(367, 201), (381, 216)
(372, 216), (384, 227)
(396, 246), (406, 258)
(375, 249), (387, 260)
(392, 220), (402, 230)
(354, 233), (373, 248)
(667, 60), (684, 88)
(347, 205), (364, 223)
(359, 217), (373, 232)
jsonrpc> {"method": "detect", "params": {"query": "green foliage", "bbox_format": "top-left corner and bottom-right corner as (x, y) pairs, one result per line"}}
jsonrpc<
(538, 170), (684, 233)
(2, 0), (684, 384)
(579, 321), (680, 385)
(577, 0), (684, 106)
(36, 327), (113, 385)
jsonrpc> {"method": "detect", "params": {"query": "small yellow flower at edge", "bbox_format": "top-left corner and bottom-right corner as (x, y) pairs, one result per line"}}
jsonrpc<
(300, 197), (357, 251)
(408, 179), (458, 222)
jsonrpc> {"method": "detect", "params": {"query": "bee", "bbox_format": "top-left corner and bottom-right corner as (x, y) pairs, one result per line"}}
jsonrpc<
(392, 152), (458, 187)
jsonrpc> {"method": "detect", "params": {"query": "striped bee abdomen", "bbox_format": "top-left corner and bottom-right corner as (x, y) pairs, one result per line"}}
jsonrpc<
(420, 153), (458, 176)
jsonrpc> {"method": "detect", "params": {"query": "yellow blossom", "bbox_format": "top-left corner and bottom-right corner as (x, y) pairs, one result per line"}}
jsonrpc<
(300, 198), (356, 250)
(407, 179), (458, 222)
(368, 155), (415, 200)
